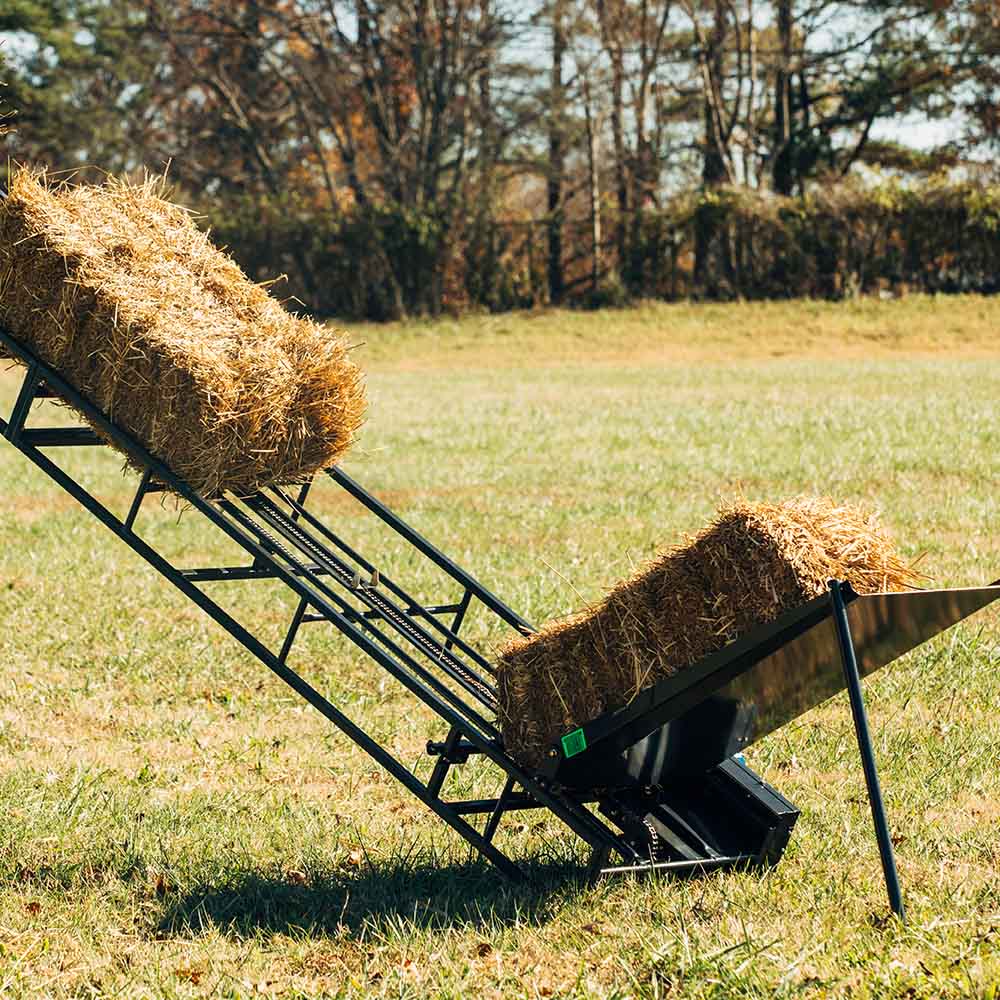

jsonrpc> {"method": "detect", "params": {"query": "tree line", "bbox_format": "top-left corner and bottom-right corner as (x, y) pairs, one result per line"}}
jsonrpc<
(2, 0), (998, 318)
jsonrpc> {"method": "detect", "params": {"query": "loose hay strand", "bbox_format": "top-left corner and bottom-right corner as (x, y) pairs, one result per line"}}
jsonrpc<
(497, 495), (922, 769)
(0, 167), (366, 497)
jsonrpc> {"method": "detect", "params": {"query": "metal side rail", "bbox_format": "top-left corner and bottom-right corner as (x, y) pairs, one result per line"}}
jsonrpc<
(0, 327), (639, 879)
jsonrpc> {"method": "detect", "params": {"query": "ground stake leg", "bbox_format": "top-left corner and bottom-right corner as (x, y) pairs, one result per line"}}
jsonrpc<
(829, 580), (906, 923)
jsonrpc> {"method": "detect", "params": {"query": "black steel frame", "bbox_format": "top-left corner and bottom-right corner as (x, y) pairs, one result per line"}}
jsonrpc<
(4, 324), (978, 917)
(0, 326), (644, 881)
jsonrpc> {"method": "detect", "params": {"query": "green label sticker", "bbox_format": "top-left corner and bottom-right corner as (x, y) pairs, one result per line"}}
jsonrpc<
(561, 728), (587, 758)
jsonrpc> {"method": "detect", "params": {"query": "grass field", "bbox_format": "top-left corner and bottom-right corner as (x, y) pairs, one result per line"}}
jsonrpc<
(0, 295), (998, 999)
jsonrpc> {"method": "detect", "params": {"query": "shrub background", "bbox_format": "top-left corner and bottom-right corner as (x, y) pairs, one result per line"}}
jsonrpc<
(204, 179), (1000, 319)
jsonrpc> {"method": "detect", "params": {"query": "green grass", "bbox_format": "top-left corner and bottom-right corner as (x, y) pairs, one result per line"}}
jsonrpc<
(0, 295), (998, 998)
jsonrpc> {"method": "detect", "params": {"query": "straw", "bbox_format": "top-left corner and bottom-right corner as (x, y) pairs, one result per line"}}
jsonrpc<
(0, 167), (366, 497)
(497, 496), (921, 769)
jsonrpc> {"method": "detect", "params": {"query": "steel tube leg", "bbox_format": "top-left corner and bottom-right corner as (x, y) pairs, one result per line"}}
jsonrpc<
(829, 580), (906, 922)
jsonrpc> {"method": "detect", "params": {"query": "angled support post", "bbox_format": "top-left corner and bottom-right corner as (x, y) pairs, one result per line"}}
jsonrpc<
(426, 725), (464, 799)
(5, 362), (40, 443)
(586, 845), (612, 884)
(124, 468), (154, 532)
(829, 579), (906, 923)
(482, 775), (518, 843)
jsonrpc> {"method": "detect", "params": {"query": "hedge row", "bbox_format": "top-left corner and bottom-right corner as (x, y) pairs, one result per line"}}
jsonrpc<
(203, 178), (1000, 319)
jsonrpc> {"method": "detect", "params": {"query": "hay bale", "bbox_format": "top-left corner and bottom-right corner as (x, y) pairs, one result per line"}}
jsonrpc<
(497, 496), (919, 769)
(0, 167), (365, 497)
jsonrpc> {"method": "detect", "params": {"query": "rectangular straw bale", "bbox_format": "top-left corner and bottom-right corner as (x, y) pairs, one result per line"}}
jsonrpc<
(497, 496), (919, 770)
(0, 168), (365, 498)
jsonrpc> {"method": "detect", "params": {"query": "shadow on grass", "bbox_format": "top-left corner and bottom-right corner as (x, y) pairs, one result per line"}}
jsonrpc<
(157, 854), (584, 939)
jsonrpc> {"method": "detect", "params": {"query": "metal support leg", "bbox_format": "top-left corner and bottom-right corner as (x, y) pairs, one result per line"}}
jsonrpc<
(290, 479), (312, 522)
(444, 588), (472, 652)
(482, 775), (517, 843)
(124, 468), (154, 531)
(427, 725), (462, 798)
(829, 580), (906, 922)
(586, 845), (611, 884)
(5, 363), (40, 442)
(278, 595), (310, 666)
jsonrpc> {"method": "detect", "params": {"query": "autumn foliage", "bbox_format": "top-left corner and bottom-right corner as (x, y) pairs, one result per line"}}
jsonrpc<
(2, 0), (998, 318)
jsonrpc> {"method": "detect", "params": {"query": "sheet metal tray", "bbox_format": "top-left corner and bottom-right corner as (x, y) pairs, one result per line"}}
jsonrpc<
(545, 583), (1000, 789)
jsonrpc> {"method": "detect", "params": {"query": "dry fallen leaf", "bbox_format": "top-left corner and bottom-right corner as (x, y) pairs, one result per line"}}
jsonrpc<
(175, 964), (203, 985)
(154, 874), (177, 898)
